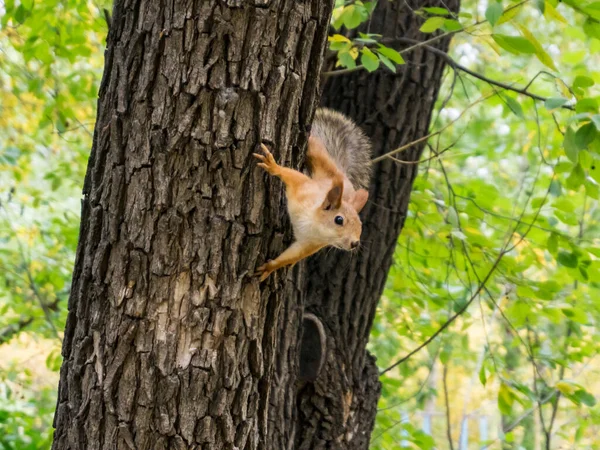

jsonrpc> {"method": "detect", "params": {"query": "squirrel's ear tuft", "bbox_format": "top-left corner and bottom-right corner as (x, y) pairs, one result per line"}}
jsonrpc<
(322, 177), (343, 210)
(351, 189), (369, 213)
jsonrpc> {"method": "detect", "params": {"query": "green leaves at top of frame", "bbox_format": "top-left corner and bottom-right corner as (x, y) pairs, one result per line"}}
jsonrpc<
(332, 1), (375, 31)
(361, 48), (379, 72)
(376, 44), (405, 72)
(486, 2), (504, 27)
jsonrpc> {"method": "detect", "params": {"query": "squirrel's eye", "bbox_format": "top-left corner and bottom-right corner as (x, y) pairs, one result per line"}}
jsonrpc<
(334, 216), (344, 226)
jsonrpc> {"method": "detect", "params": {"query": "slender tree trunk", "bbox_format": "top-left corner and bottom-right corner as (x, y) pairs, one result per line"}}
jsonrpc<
(52, 0), (333, 448)
(294, 0), (460, 447)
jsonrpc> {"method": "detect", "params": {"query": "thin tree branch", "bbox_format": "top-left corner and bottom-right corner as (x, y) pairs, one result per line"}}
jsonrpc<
(379, 243), (507, 375)
(324, 31), (574, 112)
(443, 363), (456, 450)
(372, 91), (495, 163)
(384, 37), (574, 110)
(0, 317), (34, 345)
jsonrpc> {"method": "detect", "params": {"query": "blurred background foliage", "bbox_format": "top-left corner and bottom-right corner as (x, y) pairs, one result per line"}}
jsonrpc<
(0, 0), (599, 449)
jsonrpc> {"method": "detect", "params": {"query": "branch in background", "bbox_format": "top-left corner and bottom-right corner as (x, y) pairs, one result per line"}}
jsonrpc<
(25, 269), (62, 343)
(372, 91), (495, 164)
(443, 364), (456, 450)
(0, 317), (34, 345)
(380, 161), (549, 375)
(384, 37), (574, 111)
(323, 32), (573, 112)
(544, 194), (586, 448)
(323, 0), (532, 77)
(379, 244), (506, 375)
(481, 352), (598, 450)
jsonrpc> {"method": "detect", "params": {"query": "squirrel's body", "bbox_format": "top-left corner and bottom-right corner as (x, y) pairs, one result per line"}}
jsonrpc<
(254, 108), (372, 281)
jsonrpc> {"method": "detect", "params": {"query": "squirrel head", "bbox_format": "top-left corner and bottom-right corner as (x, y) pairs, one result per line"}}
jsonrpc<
(314, 175), (369, 251)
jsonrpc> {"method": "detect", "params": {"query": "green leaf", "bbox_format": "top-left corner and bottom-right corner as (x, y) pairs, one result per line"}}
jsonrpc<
(591, 115), (600, 131)
(575, 123), (597, 149)
(337, 5), (367, 30)
(422, 6), (450, 15)
(420, 16), (446, 33)
(579, 150), (592, 169)
(361, 48), (380, 72)
(443, 19), (462, 32)
(583, 18), (600, 40)
(338, 51), (357, 69)
(563, 127), (579, 163)
(14, 4), (28, 23)
(535, 0), (545, 13)
(545, 97), (568, 110)
(549, 179), (562, 197)
(503, 95), (524, 118)
(447, 206), (459, 227)
(573, 389), (596, 407)
(497, 7), (522, 25)
(557, 251), (578, 268)
(555, 161), (573, 173)
(377, 45), (405, 64)
(575, 98), (598, 114)
(548, 233), (559, 254)
(486, 2), (504, 26)
(516, 24), (557, 71)
(330, 40), (351, 51)
(492, 34), (536, 54)
(479, 363), (487, 386)
(574, 75), (594, 90)
(377, 53), (396, 73)
(498, 383), (514, 415)
(566, 164), (585, 190)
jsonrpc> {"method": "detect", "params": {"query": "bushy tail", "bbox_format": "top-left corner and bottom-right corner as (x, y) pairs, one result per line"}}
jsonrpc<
(310, 108), (372, 190)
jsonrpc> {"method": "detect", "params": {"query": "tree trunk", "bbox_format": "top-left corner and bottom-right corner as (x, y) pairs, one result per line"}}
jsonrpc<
(52, 0), (333, 448)
(294, 0), (460, 447)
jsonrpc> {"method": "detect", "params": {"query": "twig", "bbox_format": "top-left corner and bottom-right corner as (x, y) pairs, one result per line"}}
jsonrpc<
(379, 243), (507, 375)
(372, 92), (495, 163)
(324, 31), (574, 112)
(443, 363), (456, 450)
(386, 37), (574, 110)
(0, 317), (34, 345)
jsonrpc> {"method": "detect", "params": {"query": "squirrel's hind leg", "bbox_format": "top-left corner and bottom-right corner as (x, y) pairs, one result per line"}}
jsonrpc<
(306, 136), (341, 181)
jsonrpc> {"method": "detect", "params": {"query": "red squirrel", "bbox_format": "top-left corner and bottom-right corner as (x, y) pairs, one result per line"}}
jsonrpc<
(253, 108), (372, 281)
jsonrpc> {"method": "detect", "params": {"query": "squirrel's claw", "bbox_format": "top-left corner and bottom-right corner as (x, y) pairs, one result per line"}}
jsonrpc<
(255, 261), (274, 282)
(254, 144), (279, 175)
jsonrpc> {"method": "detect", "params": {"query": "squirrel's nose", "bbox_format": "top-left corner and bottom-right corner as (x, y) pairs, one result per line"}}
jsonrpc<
(351, 241), (359, 249)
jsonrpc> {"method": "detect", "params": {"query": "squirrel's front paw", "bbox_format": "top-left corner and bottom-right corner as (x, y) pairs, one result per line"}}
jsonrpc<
(253, 144), (279, 176)
(255, 260), (275, 282)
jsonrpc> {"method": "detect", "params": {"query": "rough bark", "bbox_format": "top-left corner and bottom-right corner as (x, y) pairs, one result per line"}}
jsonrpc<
(52, 0), (333, 448)
(294, 0), (460, 447)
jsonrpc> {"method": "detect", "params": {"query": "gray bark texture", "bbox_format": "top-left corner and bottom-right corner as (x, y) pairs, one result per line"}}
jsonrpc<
(52, 0), (460, 448)
(294, 0), (460, 448)
(52, 0), (333, 448)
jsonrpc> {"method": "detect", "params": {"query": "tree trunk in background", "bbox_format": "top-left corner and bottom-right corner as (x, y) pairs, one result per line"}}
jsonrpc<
(295, 0), (460, 447)
(51, 0), (333, 448)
